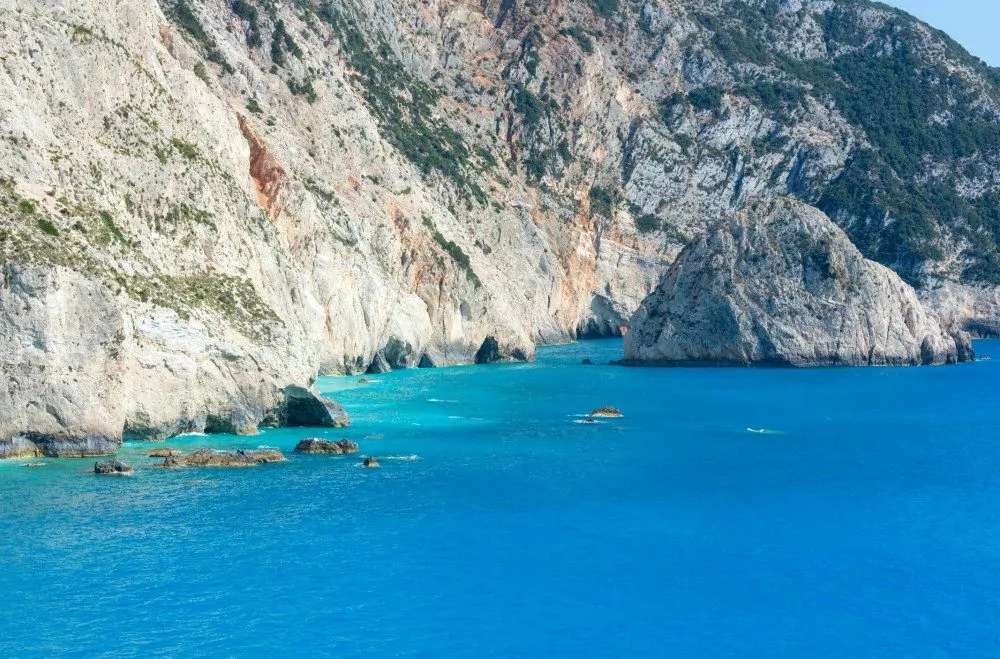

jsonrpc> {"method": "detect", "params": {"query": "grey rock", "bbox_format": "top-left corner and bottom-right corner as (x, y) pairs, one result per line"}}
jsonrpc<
(363, 456), (381, 468)
(148, 448), (182, 458)
(474, 336), (529, 364)
(624, 198), (974, 367)
(294, 438), (359, 454)
(266, 386), (350, 429)
(94, 460), (134, 476)
(160, 448), (286, 468)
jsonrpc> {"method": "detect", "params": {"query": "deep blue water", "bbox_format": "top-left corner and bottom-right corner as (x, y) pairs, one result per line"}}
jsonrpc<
(2, 339), (1000, 657)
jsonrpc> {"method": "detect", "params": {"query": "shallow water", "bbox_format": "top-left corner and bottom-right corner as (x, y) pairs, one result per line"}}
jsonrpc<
(2, 339), (999, 656)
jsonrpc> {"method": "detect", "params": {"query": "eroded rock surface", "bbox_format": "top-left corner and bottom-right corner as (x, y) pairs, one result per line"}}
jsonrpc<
(160, 448), (286, 468)
(625, 198), (974, 367)
(94, 460), (134, 476)
(294, 438), (359, 454)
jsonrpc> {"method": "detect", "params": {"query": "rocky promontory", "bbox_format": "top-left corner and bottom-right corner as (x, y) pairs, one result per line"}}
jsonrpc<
(624, 198), (974, 367)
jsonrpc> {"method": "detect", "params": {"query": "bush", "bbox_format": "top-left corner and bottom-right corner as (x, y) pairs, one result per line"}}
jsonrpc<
(589, 0), (619, 19)
(688, 86), (724, 112)
(193, 61), (209, 82)
(19, 199), (36, 214)
(589, 186), (615, 217)
(37, 219), (59, 236)
(636, 214), (661, 234)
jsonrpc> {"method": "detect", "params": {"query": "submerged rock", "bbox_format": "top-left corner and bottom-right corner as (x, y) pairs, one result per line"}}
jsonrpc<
(590, 407), (623, 418)
(581, 358), (594, 365)
(624, 197), (974, 367)
(23, 462), (46, 468)
(160, 448), (286, 468)
(294, 438), (359, 454)
(362, 456), (380, 468)
(95, 460), (134, 476)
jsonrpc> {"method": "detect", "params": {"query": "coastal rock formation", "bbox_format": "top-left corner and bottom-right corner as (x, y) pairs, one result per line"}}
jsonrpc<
(94, 460), (134, 476)
(0, 263), (348, 456)
(4, 0), (1000, 449)
(363, 457), (381, 469)
(625, 198), (974, 367)
(265, 387), (350, 429)
(160, 448), (286, 468)
(589, 407), (624, 418)
(294, 439), (359, 455)
(148, 448), (182, 458)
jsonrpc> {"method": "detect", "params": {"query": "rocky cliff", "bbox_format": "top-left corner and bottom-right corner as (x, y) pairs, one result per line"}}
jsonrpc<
(623, 197), (974, 366)
(2, 0), (999, 451)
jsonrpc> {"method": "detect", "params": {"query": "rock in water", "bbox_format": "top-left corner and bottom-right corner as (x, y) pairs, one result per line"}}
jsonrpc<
(264, 386), (351, 429)
(624, 197), (974, 367)
(363, 456), (380, 468)
(160, 448), (286, 468)
(589, 407), (623, 418)
(294, 439), (360, 454)
(95, 460), (134, 476)
(148, 449), (182, 458)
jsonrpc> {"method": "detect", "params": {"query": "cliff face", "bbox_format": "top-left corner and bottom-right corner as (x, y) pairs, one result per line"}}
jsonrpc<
(1, 0), (998, 450)
(623, 197), (974, 367)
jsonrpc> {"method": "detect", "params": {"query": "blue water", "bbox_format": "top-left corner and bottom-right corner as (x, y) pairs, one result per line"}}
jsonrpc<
(2, 339), (1000, 657)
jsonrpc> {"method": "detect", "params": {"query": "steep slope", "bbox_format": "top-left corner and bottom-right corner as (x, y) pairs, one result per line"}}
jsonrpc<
(2, 0), (1000, 449)
(623, 196), (974, 366)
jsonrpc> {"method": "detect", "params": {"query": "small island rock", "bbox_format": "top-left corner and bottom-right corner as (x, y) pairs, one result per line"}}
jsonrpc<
(148, 448), (182, 458)
(95, 460), (134, 476)
(590, 406), (623, 418)
(160, 448), (286, 468)
(363, 456), (380, 468)
(294, 438), (360, 454)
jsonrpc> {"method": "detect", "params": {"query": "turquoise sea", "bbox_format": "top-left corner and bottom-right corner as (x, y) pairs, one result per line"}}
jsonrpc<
(1, 339), (999, 656)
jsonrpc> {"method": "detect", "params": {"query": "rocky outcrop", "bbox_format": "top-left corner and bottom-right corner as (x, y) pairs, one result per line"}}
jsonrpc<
(94, 460), (134, 476)
(0, 262), (349, 457)
(624, 198), (974, 367)
(4, 0), (1000, 450)
(474, 337), (530, 365)
(160, 448), (286, 468)
(589, 407), (624, 418)
(363, 456), (381, 468)
(148, 448), (181, 458)
(265, 387), (350, 429)
(294, 438), (359, 454)
(0, 266), (125, 457)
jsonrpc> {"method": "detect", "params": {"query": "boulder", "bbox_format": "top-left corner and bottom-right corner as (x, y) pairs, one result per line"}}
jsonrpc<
(589, 406), (623, 418)
(624, 197), (975, 367)
(160, 448), (286, 468)
(474, 336), (530, 364)
(95, 460), (134, 476)
(265, 386), (350, 429)
(363, 456), (380, 468)
(294, 438), (360, 454)
(148, 448), (182, 458)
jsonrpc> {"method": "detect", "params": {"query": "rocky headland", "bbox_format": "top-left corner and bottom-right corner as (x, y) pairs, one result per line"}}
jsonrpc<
(624, 198), (975, 367)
